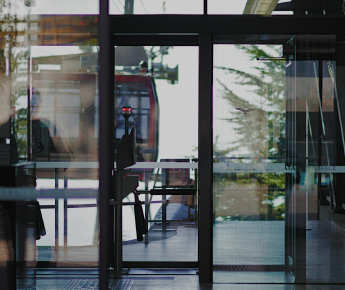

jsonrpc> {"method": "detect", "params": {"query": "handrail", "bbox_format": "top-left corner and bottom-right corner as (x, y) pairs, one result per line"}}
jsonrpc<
(150, 188), (196, 195)
(30, 162), (345, 173)
(0, 187), (98, 200)
(35, 161), (198, 169)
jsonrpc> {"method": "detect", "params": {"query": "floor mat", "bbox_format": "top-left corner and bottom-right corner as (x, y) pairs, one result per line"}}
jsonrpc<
(62, 279), (133, 290)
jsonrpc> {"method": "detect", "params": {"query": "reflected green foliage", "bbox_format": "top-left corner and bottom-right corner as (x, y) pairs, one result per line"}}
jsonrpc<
(215, 45), (286, 159)
(213, 172), (285, 221)
(15, 107), (28, 158)
(256, 173), (285, 188)
(0, 3), (28, 159)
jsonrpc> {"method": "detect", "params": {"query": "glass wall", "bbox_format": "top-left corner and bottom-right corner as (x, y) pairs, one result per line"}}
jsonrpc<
(0, 2), (99, 288)
(208, 0), (341, 15)
(213, 35), (345, 284)
(208, 0), (248, 14)
(108, 0), (298, 15)
(2, 0), (98, 15)
(32, 46), (100, 270)
(109, 0), (203, 14)
(213, 43), (288, 283)
(114, 46), (198, 263)
(1, 0), (345, 287)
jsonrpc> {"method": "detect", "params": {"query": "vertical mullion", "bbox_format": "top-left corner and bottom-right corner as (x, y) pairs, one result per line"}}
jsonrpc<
(55, 168), (59, 251)
(27, 74), (31, 161)
(198, 33), (213, 284)
(99, 0), (114, 288)
(64, 168), (68, 248)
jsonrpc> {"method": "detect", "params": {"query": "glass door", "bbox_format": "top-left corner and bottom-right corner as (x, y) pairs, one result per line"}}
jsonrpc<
(284, 42), (308, 283)
(213, 34), (345, 284)
(112, 44), (199, 271)
(213, 42), (290, 283)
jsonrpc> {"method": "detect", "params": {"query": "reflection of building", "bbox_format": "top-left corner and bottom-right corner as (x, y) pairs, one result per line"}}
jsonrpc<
(31, 51), (160, 168)
(27, 15), (97, 45)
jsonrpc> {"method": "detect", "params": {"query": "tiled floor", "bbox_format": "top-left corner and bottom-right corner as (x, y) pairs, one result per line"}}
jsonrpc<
(15, 217), (345, 288)
(36, 223), (198, 268)
(30, 273), (345, 290)
(123, 225), (198, 261)
(213, 219), (345, 284)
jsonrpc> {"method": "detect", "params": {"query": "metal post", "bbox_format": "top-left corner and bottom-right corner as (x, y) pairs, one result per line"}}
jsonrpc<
(114, 203), (122, 273)
(124, 116), (129, 135)
(162, 195), (166, 231)
(195, 168), (198, 227)
(198, 34), (213, 283)
(124, 0), (134, 14)
(318, 59), (328, 207)
(99, 0), (114, 286)
(64, 168), (68, 188)
(55, 168), (58, 188)
(145, 169), (149, 244)
(114, 171), (123, 275)
(64, 168), (68, 248)
(27, 85), (31, 161)
(55, 168), (59, 251)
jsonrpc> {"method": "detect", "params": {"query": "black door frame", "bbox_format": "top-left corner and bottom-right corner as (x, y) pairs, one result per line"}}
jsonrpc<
(109, 34), (211, 275)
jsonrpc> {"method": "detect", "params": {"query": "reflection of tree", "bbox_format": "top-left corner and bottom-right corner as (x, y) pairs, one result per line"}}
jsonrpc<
(216, 45), (286, 160)
(214, 45), (287, 221)
(187, 135), (231, 161)
(0, 3), (28, 159)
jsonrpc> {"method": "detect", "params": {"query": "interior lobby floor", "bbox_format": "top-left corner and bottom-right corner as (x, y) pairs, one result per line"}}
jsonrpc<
(30, 273), (345, 290)
(21, 218), (345, 289)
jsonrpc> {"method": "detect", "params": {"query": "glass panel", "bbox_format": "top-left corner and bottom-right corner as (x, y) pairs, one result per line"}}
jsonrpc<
(31, 46), (100, 281)
(214, 35), (345, 284)
(213, 43), (288, 283)
(208, 0), (247, 15)
(0, 6), (99, 286)
(110, 0), (203, 15)
(208, 0), (345, 15)
(2, 1), (98, 15)
(122, 165), (198, 262)
(209, 0), (294, 15)
(114, 46), (198, 263)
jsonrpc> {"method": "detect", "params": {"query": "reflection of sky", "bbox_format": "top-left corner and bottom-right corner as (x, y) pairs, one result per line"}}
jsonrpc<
(2, 0), (293, 16)
(2, 0), (248, 15)
(2, 0), (98, 15)
(110, 0), (247, 15)
(154, 47), (198, 160)
(272, 195), (284, 207)
(213, 45), (282, 157)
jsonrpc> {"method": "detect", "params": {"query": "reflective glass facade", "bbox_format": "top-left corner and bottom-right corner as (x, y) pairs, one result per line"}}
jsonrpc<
(213, 38), (345, 283)
(0, 0), (345, 289)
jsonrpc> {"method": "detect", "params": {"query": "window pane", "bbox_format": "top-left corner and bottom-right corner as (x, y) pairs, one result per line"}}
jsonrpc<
(2, 0), (98, 15)
(115, 46), (198, 263)
(213, 35), (345, 284)
(110, 0), (203, 15)
(213, 43), (287, 282)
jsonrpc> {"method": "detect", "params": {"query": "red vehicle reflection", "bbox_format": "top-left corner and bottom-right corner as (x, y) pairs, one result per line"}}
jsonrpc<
(114, 74), (159, 163)
(31, 70), (159, 180)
